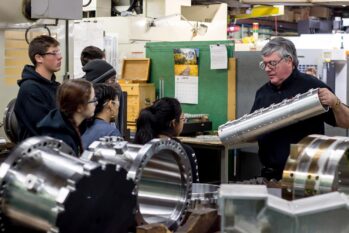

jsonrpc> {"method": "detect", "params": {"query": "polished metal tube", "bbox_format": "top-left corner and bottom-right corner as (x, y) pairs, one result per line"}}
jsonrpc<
(0, 136), (136, 233)
(81, 137), (193, 230)
(282, 134), (349, 200)
(218, 88), (328, 148)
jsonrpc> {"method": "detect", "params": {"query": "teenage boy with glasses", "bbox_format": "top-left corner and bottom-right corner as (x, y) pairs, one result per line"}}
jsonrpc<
(14, 35), (62, 141)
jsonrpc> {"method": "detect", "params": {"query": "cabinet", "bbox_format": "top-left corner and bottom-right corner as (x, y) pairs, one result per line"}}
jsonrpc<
(120, 83), (155, 132)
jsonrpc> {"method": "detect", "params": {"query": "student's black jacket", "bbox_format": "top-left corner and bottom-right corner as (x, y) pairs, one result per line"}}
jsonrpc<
(37, 109), (82, 157)
(14, 65), (60, 141)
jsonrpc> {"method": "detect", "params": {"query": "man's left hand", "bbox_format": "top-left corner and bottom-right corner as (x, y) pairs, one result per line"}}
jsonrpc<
(318, 88), (338, 108)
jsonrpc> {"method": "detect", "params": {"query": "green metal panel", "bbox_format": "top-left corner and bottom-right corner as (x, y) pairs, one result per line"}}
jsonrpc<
(146, 41), (234, 130)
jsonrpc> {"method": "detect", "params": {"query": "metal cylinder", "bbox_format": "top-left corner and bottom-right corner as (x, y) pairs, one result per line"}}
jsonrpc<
(0, 0), (33, 24)
(190, 183), (219, 209)
(0, 136), (136, 233)
(282, 134), (349, 200)
(81, 136), (193, 230)
(218, 88), (328, 148)
(3, 98), (18, 143)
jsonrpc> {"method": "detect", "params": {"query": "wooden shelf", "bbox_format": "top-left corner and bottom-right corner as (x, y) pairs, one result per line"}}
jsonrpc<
(234, 18), (298, 31)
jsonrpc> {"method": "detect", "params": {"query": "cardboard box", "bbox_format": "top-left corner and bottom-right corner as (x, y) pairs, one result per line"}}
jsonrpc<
(294, 7), (310, 21)
(278, 7), (294, 22)
(310, 6), (331, 19)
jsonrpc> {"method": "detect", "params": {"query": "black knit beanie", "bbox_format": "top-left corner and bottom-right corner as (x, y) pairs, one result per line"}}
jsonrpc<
(82, 59), (116, 84)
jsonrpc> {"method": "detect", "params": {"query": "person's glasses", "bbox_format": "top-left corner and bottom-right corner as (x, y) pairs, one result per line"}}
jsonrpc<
(259, 57), (284, 70)
(87, 97), (98, 105)
(41, 51), (62, 57)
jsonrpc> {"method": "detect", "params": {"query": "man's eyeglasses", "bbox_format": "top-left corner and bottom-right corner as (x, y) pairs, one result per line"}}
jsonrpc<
(87, 97), (98, 105)
(259, 57), (284, 70)
(41, 51), (62, 57)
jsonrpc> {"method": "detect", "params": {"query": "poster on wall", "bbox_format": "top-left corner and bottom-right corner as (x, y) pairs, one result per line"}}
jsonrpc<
(173, 48), (199, 104)
(73, 21), (104, 78)
(210, 44), (227, 70)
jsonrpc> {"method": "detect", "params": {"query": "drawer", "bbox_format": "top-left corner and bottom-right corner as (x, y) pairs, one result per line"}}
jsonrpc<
(120, 84), (139, 95)
(127, 106), (139, 122)
(128, 95), (139, 105)
(127, 122), (137, 133)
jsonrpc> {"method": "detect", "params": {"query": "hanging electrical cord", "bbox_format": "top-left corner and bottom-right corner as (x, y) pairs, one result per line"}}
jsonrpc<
(83, 0), (93, 7)
(126, 0), (143, 14)
(126, 0), (137, 12)
(24, 19), (58, 44)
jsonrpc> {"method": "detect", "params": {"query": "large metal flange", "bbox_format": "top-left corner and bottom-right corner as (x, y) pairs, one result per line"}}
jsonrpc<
(0, 136), (136, 233)
(56, 165), (136, 233)
(128, 138), (192, 230)
(83, 137), (193, 231)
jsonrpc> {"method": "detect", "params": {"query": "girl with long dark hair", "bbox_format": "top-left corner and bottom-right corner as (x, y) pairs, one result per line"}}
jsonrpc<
(134, 97), (199, 182)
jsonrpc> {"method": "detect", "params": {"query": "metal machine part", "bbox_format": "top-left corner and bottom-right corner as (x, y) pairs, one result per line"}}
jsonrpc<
(0, 136), (136, 233)
(81, 136), (193, 230)
(282, 134), (349, 200)
(218, 88), (328, 148)
(3, 98), (18, 143)
(190, 183), (219, 209)
(0, 0), (34, 24)
(0, 138), (14, 163)
(220, 184), (349, 233)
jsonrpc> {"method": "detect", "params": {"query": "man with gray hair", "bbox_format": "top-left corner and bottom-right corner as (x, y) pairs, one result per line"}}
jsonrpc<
(251, 37), (349, 180)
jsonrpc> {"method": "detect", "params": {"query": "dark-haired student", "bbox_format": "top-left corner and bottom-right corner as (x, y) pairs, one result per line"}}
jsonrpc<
(37, 79), (96, 156)
(134, 97), (199, 182)
(80, 45), (105, 66)
(82, 83), (121, 150)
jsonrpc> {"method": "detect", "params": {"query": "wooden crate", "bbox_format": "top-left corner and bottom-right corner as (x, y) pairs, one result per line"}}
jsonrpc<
(118, 58), (155, 132)
(120, 83), (155, 131)
(120, 58), (150, 83)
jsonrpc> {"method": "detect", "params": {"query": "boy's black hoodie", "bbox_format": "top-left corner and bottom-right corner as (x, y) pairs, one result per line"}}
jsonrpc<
(14, 65), (60, 141)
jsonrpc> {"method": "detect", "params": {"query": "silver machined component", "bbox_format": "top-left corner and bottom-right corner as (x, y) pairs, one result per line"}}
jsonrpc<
(81, 136), (193, 230)
(220, 184), (349, 233)
(190, 183), (219, 209)
(282, 134), (349, 200)
(0, 136), (136, 232)
(3, 98), (18, 143)
(218, 88), (328, 147)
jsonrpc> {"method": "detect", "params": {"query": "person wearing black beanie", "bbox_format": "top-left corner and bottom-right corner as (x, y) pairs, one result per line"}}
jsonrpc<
(83, 59), (117, 84)
(81, 59), (126, 138)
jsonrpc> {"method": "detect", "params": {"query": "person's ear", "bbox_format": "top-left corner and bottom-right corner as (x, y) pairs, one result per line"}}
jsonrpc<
(76, 104), (84, 113)
(169, 119), (176, 128)
(35, 54), (44, 64)
(107, 100), (114, 110)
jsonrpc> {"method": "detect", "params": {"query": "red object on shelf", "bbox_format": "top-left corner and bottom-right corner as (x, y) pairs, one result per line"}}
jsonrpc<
(227, 25), (241, 32)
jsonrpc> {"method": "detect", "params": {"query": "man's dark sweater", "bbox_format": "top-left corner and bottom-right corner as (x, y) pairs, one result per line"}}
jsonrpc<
(251, 69), (337, 179)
